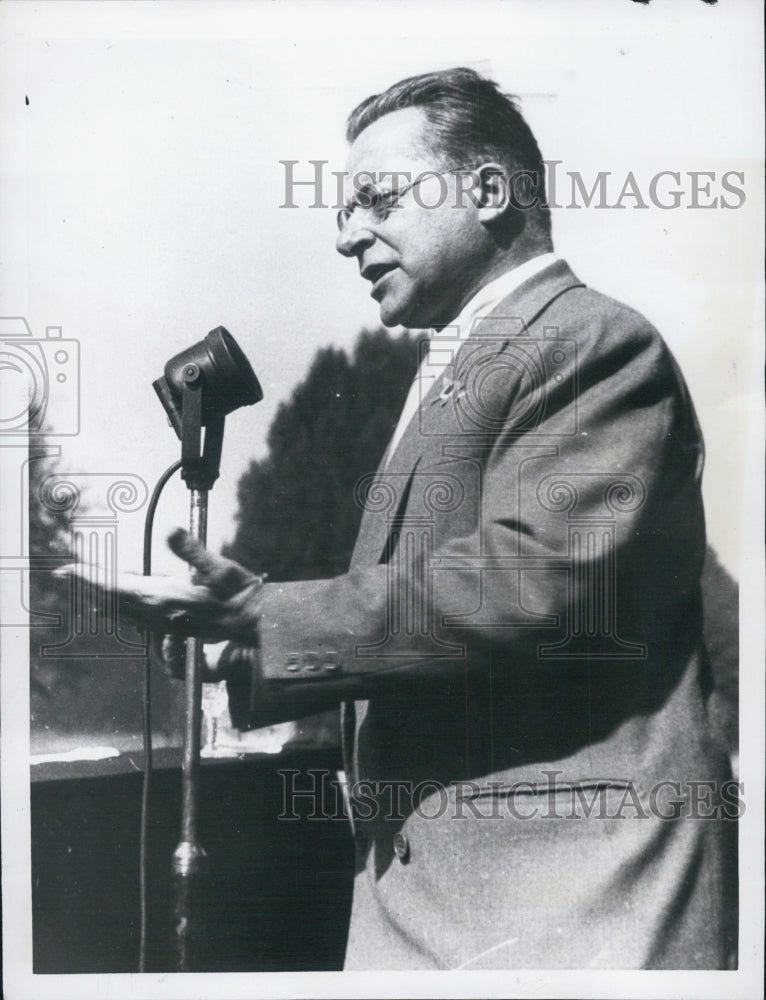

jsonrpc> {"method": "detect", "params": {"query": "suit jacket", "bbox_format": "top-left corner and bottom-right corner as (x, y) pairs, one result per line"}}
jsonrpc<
(233, 260), (736, 969)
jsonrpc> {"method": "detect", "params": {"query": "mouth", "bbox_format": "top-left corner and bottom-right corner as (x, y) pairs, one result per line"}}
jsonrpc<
(361, 263), (398, 295)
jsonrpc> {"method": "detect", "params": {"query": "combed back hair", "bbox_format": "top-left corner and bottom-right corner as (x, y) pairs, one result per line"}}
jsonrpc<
(346, 67), (550, 234)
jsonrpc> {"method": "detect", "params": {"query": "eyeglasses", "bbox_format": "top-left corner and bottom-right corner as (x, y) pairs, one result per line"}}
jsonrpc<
(336, 166), (473, 233)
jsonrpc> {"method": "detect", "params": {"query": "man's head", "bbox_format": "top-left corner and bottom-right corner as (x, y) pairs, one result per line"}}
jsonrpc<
(336, 67), (552, 329)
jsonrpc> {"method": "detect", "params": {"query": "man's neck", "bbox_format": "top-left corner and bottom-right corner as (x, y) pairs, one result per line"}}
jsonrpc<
(475, 247), (550, 292)
(434, 242), (556, 332)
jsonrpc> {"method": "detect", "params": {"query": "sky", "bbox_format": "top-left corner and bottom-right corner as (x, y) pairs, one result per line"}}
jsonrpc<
(0, 0), (762, 585)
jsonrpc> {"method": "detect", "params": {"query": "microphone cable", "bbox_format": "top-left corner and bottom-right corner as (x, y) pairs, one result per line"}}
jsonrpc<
(138, 459), (182, 973)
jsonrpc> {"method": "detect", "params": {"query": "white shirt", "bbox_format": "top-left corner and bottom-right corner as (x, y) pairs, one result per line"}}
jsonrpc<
(384, 252), (558, 465)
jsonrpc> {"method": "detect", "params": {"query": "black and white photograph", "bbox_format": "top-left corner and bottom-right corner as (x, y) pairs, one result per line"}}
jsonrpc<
(1, 1), (763, 998)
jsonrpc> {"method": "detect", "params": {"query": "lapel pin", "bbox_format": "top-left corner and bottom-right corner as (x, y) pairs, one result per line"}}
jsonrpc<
(432, 378), (466, 406)
(438, 381), (454, 405)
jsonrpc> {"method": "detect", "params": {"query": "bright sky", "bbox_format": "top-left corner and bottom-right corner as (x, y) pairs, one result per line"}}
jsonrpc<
(1, 0), (763, 580)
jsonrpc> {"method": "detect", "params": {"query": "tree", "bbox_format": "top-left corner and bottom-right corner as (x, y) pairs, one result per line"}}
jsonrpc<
(224, 327), (420, 579)
(223, 327), (419, 746)
(27, 445), (80, 701)
(28, 443), (182, 750)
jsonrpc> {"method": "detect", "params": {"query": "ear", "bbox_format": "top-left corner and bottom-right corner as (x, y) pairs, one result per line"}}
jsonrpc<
(474, 162), (512, 224)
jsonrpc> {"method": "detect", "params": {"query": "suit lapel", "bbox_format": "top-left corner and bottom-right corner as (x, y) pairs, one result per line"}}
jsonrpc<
(350, 260), (585, 568)
(467, 258), (585, 341)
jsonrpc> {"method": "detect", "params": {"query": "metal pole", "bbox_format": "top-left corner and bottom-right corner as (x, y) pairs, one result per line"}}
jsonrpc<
(171, 487), (209, 971)
(150, 330), (260, 972)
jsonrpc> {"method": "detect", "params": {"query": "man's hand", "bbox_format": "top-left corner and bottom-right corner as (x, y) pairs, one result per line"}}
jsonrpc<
(155, 633), (233, 683)
(54, 527), (266, 643)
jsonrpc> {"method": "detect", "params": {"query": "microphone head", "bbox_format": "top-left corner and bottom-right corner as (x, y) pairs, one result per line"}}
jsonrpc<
(153, 327), (262, 437)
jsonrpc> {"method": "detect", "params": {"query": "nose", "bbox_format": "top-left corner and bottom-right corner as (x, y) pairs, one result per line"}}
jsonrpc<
(335, 212), (375, 258)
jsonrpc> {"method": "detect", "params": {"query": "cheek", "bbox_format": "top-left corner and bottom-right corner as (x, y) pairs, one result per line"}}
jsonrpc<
(423, 211), (474, 265)
(404, 231), (454, 278)
(396, 207), (476, 285)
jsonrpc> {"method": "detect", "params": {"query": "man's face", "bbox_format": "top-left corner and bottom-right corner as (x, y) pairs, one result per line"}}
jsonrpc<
(336, 107), (487, 329)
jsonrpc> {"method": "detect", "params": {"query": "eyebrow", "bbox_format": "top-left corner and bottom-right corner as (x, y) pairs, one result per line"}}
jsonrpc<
(344, 181), (383, 213)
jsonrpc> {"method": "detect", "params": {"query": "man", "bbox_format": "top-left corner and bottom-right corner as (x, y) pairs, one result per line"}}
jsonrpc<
(66, 68), (735, 968)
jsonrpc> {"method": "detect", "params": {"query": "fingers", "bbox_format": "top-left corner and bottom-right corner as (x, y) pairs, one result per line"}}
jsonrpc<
(167, 528), (262, 598)
(168, 528), (219, 575)
(53, 552), (264, 641)
(53, 561), (98, 581)
(161, 631), (186, 662)
(54, 561), (212, 630)
(152, 632), (184, 680)
(158, 633), (229, 683)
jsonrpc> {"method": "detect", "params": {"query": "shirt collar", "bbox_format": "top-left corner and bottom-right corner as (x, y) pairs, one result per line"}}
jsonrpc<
(448, 251), (559, 339)
(423, 252), (558, 370)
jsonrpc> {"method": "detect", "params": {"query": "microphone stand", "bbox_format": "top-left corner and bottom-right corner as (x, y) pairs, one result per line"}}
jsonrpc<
(151, 327), (260, 971)
(170, 363), (226, 971)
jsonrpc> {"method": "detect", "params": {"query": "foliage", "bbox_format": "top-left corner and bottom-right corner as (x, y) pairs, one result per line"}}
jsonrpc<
(224, 327), (420, 579)
(28, 445), (182, 748)
(223, 326), (419, 746)
(27, 446), (80, 701)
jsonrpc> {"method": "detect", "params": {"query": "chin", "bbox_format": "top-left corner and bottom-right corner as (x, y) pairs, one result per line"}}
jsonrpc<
(378, 300), (412, 329)
(379, 297), (430, 330)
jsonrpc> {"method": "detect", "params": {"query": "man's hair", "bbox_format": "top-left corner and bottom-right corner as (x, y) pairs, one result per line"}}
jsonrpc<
(346, 67), (550, 233)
